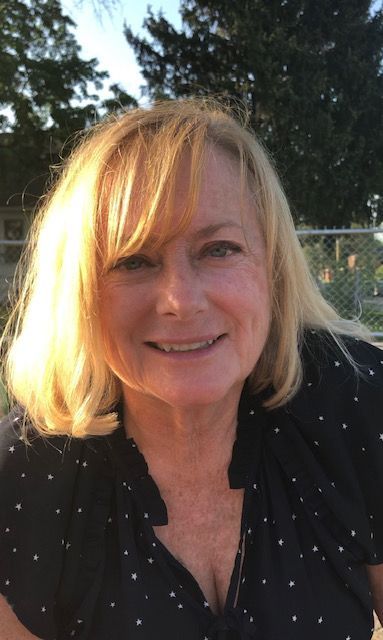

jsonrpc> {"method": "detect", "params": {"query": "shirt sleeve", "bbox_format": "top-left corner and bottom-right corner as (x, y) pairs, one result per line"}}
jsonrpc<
(298, 335), (383, 566)
(0, 408), (83, 639)
(341, 340), (383, 564)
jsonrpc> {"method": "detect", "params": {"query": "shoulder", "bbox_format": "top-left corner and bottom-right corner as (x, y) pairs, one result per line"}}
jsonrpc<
(0, 408), (113, 635)
(300, 330), (383, 393)
(0, 406), (109, 505)
(266, 332), (383, 565)
(0, 406), (83, 477)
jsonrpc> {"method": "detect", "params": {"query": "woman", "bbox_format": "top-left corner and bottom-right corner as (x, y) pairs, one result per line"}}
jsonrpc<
(0, 99), (382, 640)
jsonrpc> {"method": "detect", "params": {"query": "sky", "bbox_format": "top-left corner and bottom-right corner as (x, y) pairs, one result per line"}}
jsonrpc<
(61, 0), (183, 103)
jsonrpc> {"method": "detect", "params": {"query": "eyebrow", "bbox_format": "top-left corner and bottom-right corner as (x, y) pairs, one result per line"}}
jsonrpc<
(194, 222), (244, 239)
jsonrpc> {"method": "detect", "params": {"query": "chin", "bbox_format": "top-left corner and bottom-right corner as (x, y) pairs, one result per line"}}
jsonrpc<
(153, 379), (243, 409)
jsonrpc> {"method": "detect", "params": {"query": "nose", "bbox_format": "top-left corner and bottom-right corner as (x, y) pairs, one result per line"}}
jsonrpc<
(155, 258), (208, 319)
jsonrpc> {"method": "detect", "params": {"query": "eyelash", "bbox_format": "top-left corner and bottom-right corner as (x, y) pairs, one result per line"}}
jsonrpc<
(114, 255), (152, 271)
(203, 241), (242, 258)
(114, 242), (242, 272)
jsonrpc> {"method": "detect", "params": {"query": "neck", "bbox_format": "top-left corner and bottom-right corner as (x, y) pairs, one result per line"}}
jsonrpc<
(121, 386), (243, 486)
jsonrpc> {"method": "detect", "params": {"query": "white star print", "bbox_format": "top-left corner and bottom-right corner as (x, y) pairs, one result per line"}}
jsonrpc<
(33, 554), (39, 561)
(318, 416), (324, 421)
(354, 397), (359, 402)
(338, 546), (344, 553)
(314, 440), (319, 446)
(169, 591), (176, 598)
(55, 509), (61, 514)
(346, 636), (351, 639)
(41, 606), (46, 613)
(21, 473), (26, 478)
(292, 514), (297, 520)
(292, 615), (297, 622)
(15, 503), (22, 511)
(147, 557), (154, 564)
(131, 573), (137, 581)
(177, 603), (183, 609)
(123, 550), (129, 556)
(8, 446), (15, 453)
(278, 538), (284, 546)
(5, 579), (10, 586)
(110, 602), (115, 608)
(351, 530), (356, 537)
(261, 578), (267, 584)
(77, 507), (83, 513)
(143, 512), (149, 519)
(313, 545), (319, 552)
(369, 369), (375, 376)
(289, 580), (295, 587)
(318, 616), (323, 624)
(342, 423), (348, 429)
(379, 433), (383, 441)
(274, 427), (280, 434)
(136, 619), (142, 626)
(249, 409), (255, 415)
(47, 474), (54, 480)
(82, 461), (88, 468)
(204, 601), (209, 608)
(65, 542), (71, 550)
(334, 361), (340, 367)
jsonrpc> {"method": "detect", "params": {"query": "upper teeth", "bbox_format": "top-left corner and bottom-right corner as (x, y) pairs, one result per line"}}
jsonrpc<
(156, 339), (216, 352)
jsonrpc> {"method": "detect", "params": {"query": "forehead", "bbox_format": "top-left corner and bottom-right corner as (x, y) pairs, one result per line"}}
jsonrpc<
(99, 143), (260, 269)
(172, 145), (259, 236)
(133, 145), (256, 238)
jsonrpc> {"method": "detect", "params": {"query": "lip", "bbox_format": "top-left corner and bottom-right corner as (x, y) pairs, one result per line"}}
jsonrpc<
(145, 334), (226, 355)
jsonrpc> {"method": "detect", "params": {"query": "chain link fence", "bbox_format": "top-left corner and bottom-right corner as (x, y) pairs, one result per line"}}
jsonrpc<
(0, 229), (383, 338)
(297, 228), (383, 339)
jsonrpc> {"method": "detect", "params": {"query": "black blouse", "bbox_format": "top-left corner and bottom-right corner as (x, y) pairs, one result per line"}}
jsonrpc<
(1, 333), (383, 640)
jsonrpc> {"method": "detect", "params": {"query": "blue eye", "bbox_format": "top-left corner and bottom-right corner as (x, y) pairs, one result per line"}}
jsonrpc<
(206, 243), (241, 258)
(115, 255), (149, 271)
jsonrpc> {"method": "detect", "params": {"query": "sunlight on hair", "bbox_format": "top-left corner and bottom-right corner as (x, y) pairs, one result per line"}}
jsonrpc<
(1, 98), (370, 437)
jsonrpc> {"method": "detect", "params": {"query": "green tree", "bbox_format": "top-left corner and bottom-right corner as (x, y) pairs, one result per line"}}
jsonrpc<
(126, 0), (383, 227)
(0, 0), (136, 206)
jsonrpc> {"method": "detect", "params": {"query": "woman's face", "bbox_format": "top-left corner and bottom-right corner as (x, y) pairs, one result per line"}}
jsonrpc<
(99, 146), (271, 410)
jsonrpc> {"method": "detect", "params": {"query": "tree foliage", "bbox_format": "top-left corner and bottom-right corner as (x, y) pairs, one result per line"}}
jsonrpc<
(126, 0), (383, 227)
(0, 0), (136, 206)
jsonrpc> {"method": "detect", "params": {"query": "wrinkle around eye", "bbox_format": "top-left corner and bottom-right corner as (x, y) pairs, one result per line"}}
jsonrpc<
(203, 242), (242, 258)
(113, 255), (155, 271)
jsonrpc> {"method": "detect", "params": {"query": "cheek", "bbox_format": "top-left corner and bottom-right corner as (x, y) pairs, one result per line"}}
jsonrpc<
(225, 266), (270, 323)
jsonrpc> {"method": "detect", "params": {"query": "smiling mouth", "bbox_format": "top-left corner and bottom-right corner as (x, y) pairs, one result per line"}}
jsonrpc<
(147, 335), (223, 353)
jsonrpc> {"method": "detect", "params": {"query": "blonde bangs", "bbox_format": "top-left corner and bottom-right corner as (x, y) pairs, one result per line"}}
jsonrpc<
(96, 114), (209, 274)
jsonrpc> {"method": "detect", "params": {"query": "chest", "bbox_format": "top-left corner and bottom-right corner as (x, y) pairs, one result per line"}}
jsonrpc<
(154, 486), (245, 615)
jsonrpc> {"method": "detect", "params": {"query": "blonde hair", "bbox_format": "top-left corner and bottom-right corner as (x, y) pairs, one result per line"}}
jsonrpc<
(1, 99), (368, 437)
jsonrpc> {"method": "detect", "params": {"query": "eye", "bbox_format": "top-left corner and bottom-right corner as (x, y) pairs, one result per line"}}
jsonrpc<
(114, 255), (152, 271)
(204, 242), (241, 258)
